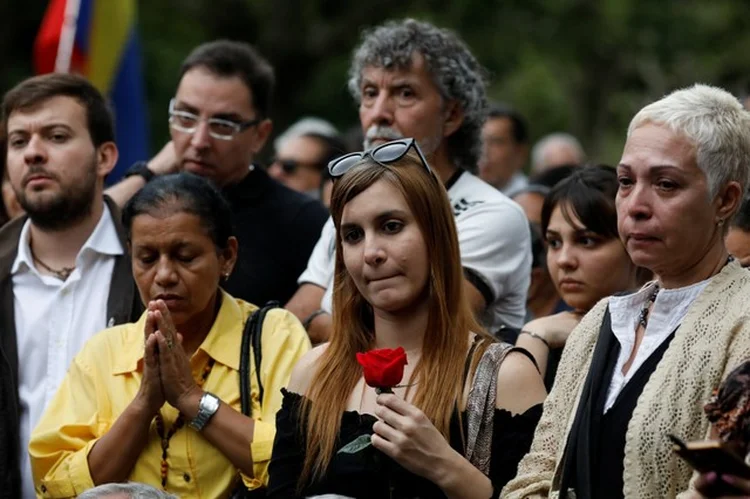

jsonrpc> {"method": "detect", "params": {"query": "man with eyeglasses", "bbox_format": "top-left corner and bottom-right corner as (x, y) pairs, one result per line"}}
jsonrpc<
(286, 19), (532, 344)
(107, 40), (328, 306)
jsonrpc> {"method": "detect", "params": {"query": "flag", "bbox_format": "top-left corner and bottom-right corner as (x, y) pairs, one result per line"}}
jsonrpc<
(33, 0), (150, 184)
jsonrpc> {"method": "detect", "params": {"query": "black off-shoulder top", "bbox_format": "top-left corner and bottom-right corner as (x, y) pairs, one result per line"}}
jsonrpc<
(266, 389), (542, 498)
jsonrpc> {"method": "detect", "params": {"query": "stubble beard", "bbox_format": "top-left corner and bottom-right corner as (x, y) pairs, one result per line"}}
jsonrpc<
(17, 159), (99, 231)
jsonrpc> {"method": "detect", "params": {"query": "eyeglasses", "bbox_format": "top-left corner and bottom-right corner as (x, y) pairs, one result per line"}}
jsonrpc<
(168, 99), (261, 141)
(327, 138), (433, 178)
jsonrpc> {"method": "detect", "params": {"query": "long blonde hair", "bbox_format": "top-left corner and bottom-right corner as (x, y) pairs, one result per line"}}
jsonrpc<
(299, 151), (485, 484)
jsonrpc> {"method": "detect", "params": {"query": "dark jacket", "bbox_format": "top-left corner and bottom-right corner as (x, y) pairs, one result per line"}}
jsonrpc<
(0, 197), (142, 498)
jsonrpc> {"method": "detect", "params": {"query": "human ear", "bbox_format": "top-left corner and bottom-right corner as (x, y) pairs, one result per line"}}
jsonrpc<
(96, 142), (118, 177)
(441, 100), (465, 139)
(220, 237), (239, 276)
(715, 181), (742, 225)
(250, 120), (273, 155)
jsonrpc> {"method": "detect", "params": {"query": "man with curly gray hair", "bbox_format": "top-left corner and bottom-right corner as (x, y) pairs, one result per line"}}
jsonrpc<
(287, 19), (532, 344)
(347, 18), (488, 173)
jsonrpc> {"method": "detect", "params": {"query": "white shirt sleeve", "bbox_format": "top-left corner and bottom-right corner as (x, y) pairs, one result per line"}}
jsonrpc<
(455, 199), (531, 330)
(297, 216), (336, 313)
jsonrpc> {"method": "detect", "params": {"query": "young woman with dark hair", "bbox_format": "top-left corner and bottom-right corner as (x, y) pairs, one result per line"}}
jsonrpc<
(516, 165), (641, 385)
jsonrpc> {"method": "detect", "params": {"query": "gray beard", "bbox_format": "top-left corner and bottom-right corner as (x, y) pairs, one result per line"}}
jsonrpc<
(362, 125), (441, 158)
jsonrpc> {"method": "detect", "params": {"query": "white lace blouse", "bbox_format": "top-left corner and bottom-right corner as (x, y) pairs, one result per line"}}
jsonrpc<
(605, 278), (711, 412)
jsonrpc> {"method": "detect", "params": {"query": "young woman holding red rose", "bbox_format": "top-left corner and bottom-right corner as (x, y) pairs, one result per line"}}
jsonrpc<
(266, 139), (547, 499)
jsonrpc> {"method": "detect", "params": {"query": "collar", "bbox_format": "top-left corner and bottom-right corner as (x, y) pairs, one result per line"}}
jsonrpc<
(111, 290), (249, 375)
(221, 164), (270, 203)
(10, 219), (33, 275)
(444, 168), (465, 191)
(11, 203), (123, 276)
(609, 278), (711, 340)
(86, 203), (124, 256)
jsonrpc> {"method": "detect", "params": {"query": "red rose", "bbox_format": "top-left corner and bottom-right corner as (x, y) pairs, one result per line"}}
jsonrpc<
(356, 347), (408, 390)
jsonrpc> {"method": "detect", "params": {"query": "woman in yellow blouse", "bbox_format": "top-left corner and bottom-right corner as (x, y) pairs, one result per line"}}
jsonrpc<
(29, 172), (311, 498)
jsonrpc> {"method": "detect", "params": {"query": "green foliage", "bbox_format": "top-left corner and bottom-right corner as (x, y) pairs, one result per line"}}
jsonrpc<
(3, 0), (750, 167)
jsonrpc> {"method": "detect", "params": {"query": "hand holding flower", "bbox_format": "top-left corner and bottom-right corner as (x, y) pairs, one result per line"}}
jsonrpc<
(371, 393), (457, 484)
(339, 347), (409, 456)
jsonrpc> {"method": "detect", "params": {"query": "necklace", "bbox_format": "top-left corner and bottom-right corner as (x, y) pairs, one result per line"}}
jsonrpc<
(638, 285), (660, 329)
(29, 246), (75, 281)
(154, 358), (215, 490)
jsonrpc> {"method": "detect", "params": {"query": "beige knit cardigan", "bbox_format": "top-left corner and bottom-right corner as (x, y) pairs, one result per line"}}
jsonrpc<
(503, 261), (750, 499)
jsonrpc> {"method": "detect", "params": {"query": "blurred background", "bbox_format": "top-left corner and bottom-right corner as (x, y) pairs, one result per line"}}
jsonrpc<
(3, 0), (750, 177)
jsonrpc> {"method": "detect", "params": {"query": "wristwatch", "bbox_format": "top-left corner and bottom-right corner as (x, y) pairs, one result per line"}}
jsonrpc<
(189, 392), (221, 431)
(123, 160), (156, 183)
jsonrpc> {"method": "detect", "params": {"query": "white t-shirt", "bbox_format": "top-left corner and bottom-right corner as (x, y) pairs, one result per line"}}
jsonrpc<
(297, 170), (531, 331)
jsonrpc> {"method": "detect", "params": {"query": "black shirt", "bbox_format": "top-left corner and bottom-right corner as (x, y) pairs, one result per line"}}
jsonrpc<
(267, 390), (543, 498)
(221, 166), (328, 306)
(559, 307), (677, 499)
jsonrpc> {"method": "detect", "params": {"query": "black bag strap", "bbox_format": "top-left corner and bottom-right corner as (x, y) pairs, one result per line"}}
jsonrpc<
(239, 301), (280, 417)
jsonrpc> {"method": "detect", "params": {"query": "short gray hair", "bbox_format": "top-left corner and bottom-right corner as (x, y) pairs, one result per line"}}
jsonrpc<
(77, 483), (177, 499)
(347, 18), (488, 171)
(273, 117), (340, 152)
(531, 133), (585, 173)
(627, 83), (750, 198)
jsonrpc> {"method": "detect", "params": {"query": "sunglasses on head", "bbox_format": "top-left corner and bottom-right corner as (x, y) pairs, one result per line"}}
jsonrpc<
(327, 138), (433, 178)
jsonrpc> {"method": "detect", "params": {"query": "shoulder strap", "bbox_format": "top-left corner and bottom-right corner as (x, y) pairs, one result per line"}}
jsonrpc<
(240, 301), (280, 417)
(462, 335), (482, 386)
(464, 340), (515, 475)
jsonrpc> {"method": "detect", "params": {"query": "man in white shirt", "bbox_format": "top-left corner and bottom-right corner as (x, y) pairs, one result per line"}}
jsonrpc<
(0, 73), (141, 498)
(285, 19), (532, 343)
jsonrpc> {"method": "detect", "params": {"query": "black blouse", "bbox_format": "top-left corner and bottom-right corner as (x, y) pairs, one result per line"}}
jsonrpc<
(266, 389), (542, 498)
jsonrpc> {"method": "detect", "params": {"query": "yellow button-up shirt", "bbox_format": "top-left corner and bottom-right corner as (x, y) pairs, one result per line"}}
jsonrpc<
(29, 292), (311, 498)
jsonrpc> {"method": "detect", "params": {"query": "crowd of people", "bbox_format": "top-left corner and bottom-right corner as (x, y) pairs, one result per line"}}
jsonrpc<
(2, 15), (750, 499)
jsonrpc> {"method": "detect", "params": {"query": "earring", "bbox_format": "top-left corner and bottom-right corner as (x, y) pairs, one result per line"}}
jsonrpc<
(222, 272), (231, 280)
(718, 218), (725, 227)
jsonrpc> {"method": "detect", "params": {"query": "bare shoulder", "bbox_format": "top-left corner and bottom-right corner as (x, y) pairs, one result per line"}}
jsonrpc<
(287, 343), (329, 395)
(495, 349), (547, 415)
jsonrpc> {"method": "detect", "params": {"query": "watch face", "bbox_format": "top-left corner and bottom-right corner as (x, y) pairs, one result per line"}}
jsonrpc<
(205, 393), (221, 412)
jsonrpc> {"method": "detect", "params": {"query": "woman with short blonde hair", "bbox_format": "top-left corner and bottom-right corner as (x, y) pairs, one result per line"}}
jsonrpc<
(505, 84), (750, 499)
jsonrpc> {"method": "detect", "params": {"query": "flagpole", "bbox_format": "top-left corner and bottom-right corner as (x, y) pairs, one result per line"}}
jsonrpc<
(54, 0), (82, 73)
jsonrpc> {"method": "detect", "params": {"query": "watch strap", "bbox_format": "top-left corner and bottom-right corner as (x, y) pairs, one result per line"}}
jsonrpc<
(123, 160), (156, 183)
